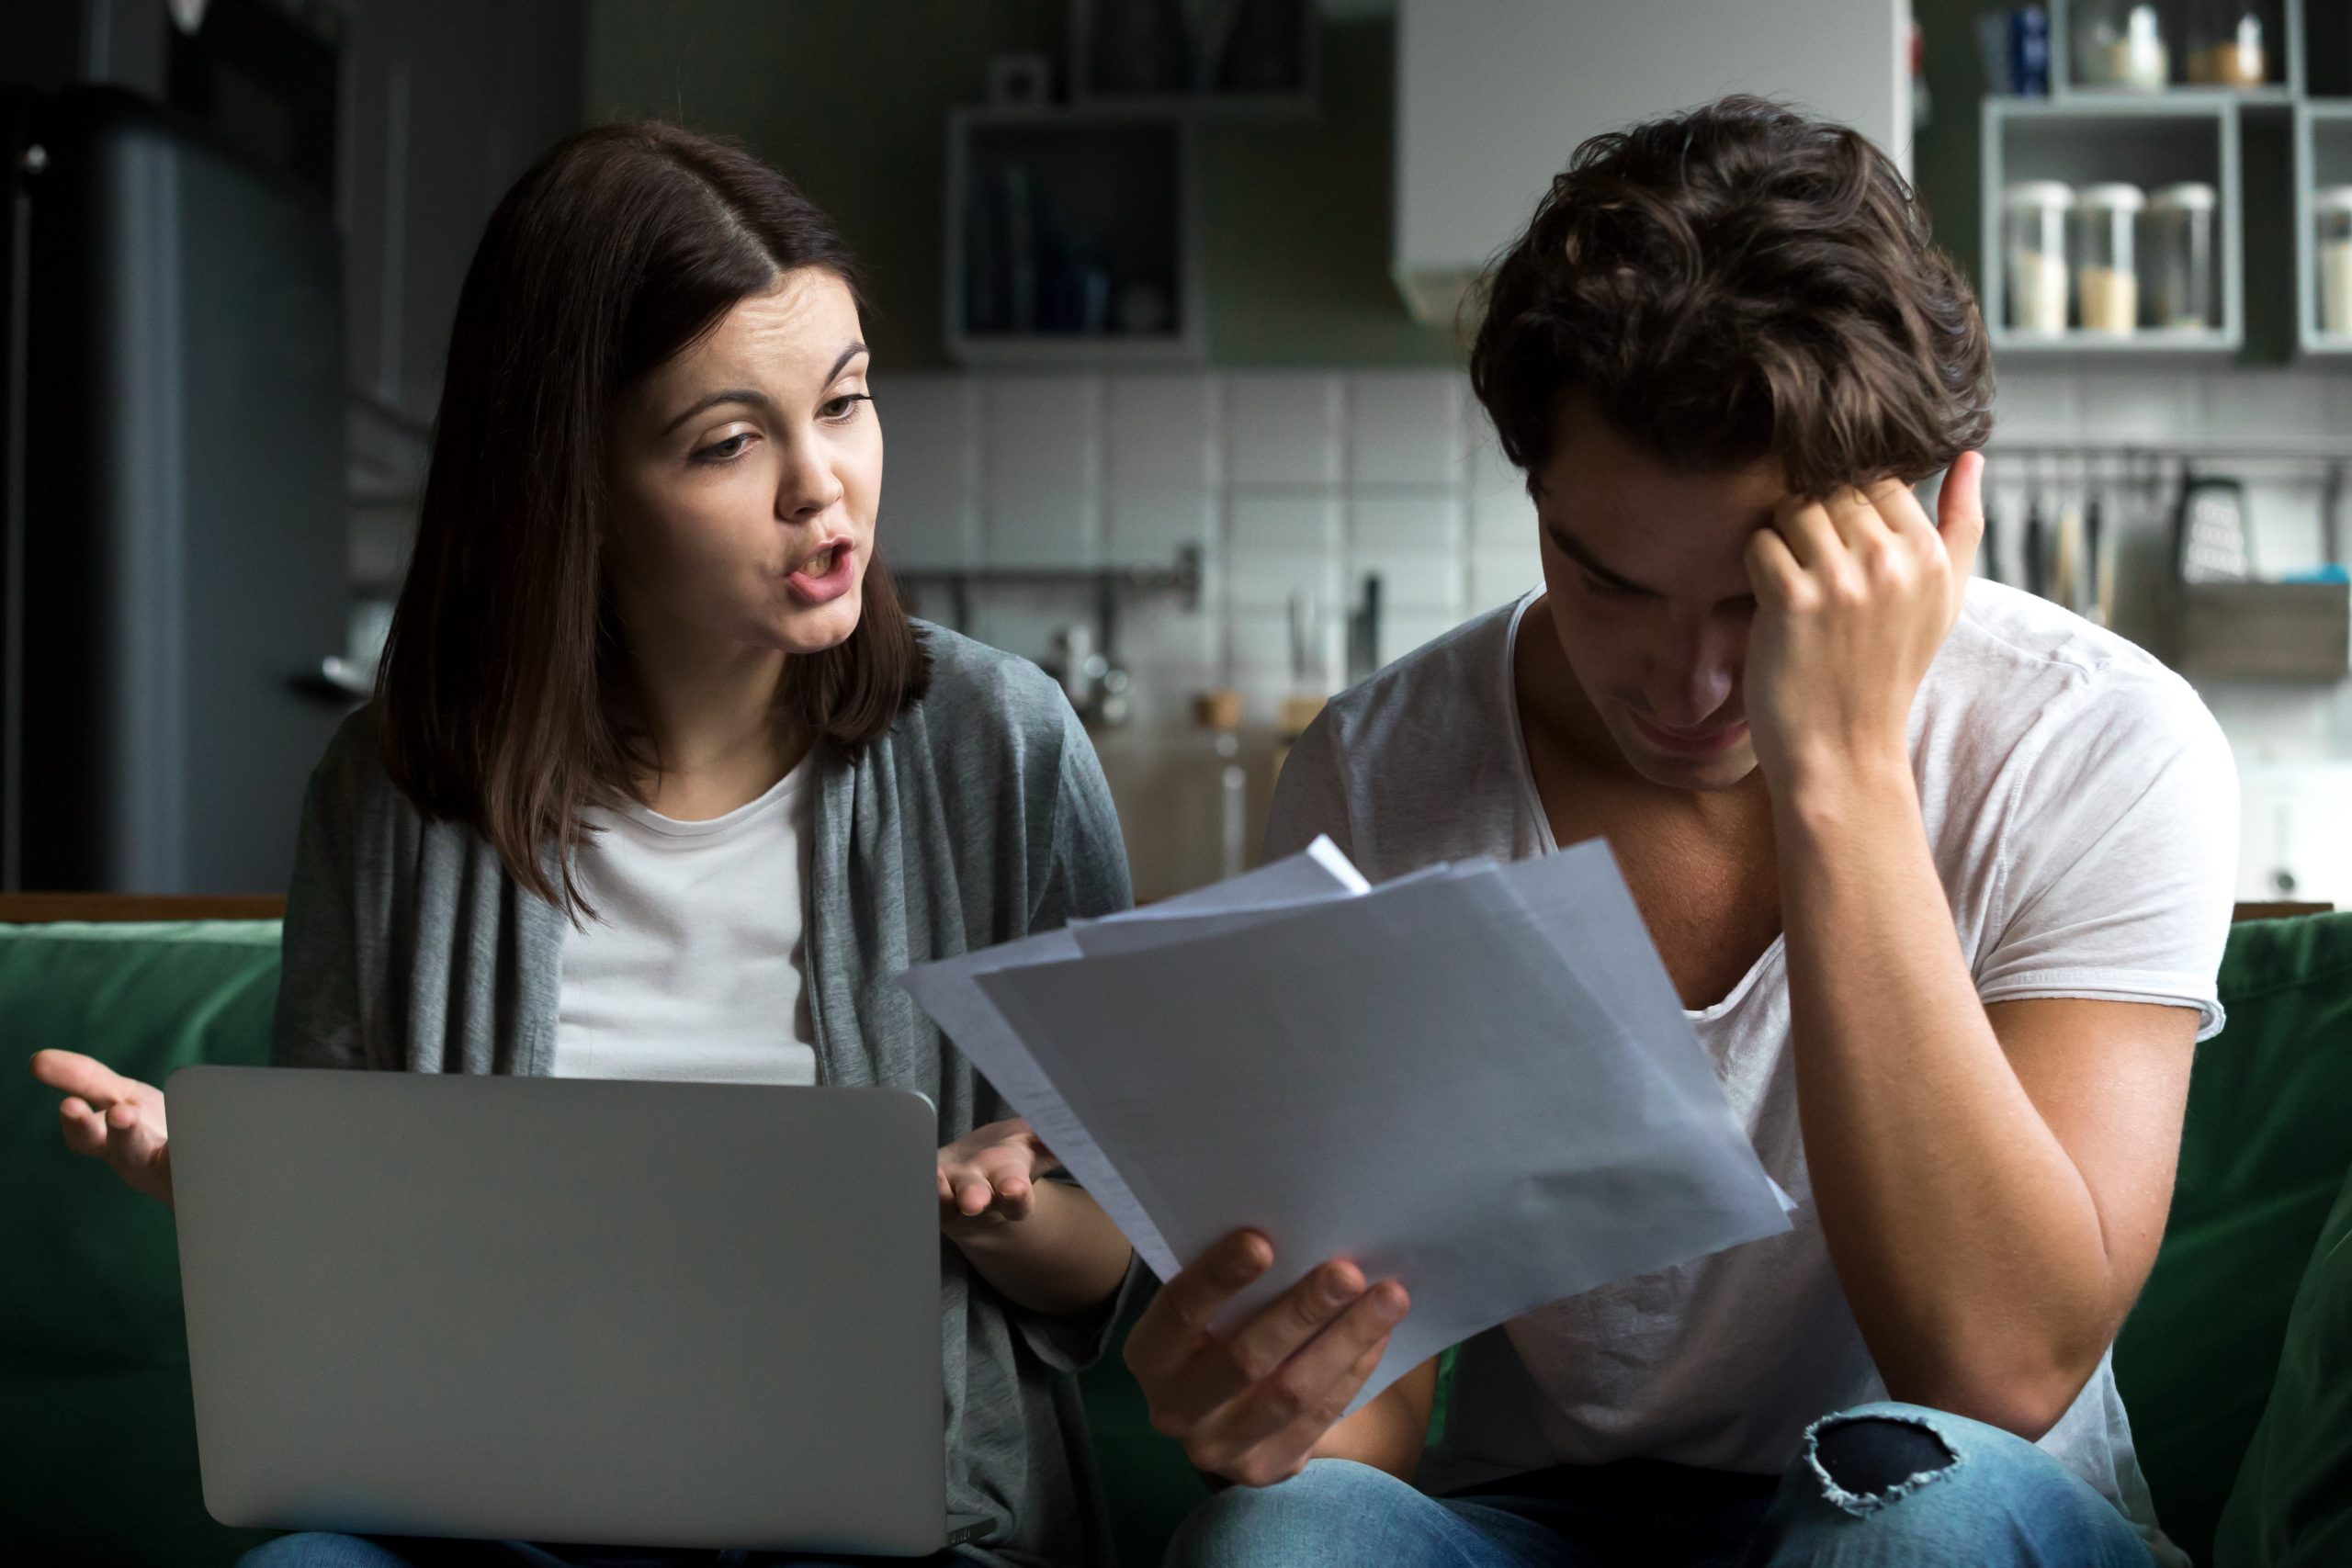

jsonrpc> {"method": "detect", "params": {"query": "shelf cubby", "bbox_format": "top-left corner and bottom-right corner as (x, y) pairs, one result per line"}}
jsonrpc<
(2295, 102), (2352, 352)
(944, 107), (1204, 367)
(1981, 96), (2245, 355)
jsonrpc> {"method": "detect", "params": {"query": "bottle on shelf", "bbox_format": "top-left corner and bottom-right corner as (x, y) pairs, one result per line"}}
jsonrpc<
(2074, 0), (2171, 89)
(2182, 0), (2271, 88)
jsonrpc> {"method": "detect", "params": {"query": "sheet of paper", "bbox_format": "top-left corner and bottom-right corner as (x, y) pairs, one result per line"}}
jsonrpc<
(946, 848), (1791, 1411)
(897, 839), (1371, 1277)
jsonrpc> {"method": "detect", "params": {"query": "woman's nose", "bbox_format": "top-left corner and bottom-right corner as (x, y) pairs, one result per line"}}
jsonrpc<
(774, 436), (843, 520)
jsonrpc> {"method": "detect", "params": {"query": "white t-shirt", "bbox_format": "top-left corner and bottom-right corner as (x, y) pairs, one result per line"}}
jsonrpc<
(1265, 580), (2238, 1565)
(550, 760), (819, 1086)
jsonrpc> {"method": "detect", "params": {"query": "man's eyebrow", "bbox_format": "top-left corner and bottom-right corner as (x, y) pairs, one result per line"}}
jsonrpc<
(661, 388), (775, 437)
(1546, 523), (1662, 597)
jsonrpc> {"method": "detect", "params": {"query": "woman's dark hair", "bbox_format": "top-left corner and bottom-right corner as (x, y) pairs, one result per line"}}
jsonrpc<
(377, 120), (928, 913)
(1468, 96), (1994, 500)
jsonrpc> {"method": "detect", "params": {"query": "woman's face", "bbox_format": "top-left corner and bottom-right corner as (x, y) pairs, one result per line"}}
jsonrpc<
(605, 267), (881, 660)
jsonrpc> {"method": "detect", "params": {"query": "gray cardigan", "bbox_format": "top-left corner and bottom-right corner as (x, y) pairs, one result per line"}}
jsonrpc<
(270, 625), (1138, 1568)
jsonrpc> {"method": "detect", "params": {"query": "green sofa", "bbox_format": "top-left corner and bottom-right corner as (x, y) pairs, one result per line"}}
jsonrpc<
(6, 912), (2350, 1567)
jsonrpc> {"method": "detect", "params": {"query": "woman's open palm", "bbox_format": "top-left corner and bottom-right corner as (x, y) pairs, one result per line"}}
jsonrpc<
(29, 1049), (175, 1208)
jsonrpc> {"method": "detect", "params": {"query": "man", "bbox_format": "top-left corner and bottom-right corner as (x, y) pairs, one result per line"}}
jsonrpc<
(1126, 97), (2235, 1567)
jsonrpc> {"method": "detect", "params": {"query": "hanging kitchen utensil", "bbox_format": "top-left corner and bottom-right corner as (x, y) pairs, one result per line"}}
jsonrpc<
(2173, 467), (2254, 584)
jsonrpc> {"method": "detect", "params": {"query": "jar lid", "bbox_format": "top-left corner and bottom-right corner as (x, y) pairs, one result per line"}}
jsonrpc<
(2148, 182), (2217, 212)
(2075, 182), (2147, 211)
(2317, 186), (2352, 216)
(2002, 180), (2075, 208)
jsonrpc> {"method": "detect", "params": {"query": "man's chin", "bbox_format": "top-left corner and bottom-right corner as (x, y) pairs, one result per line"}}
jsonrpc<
(1618, 728), (1760, 792)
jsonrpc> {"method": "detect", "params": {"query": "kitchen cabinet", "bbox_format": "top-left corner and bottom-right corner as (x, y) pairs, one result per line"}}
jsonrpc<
(1391, 0), (1912, 327)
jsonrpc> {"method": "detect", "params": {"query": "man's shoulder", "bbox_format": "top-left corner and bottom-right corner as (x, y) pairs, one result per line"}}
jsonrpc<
(1931, 579), (2225, 773)
(1317, 596), (1525, 750)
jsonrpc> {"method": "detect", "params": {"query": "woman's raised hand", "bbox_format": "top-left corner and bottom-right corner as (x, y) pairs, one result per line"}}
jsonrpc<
(936, 1117), (1060, 1231)
(29, 1049), (175, 1208)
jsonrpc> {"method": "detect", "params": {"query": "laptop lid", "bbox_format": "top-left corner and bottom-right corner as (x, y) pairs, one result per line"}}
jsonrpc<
(168, 1067), (954, 1556)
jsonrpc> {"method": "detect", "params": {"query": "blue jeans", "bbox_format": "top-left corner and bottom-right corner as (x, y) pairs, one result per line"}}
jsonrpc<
(237, 1536), (954, 1567)
(1166, 1402), (2159, 1568)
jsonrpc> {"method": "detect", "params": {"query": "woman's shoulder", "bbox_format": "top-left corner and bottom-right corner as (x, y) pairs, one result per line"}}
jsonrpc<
(300, 704), (439, 848)
(900, 622), (1080, 770)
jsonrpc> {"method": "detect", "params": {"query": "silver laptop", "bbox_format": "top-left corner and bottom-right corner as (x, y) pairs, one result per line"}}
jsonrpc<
(167, 1066), (1000, 1556)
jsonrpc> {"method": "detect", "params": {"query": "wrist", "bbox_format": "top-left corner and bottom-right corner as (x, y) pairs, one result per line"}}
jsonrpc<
(1770, 746), (1918, 840)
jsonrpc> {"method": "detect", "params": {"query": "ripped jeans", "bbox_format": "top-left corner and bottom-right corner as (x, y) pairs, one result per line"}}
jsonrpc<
(1164, 1402), (2158, 1568)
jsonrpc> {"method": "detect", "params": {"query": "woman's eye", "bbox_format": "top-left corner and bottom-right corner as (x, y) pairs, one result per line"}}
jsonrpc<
(693, 434), (753, 464)
(823, 392), (873, 422)
(1579, 571), (1629, 598)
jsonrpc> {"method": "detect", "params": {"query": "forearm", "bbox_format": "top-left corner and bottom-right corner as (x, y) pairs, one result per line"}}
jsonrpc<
(1775, 755), (2122, 1435)
(947, 1178), (1134, 1319)
(1306, 1357), (1436, 1482)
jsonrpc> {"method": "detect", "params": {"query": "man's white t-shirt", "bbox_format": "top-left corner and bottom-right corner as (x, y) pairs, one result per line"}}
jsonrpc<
(550, 760), (818, 1086)
(1264, 579), (2238, 1565)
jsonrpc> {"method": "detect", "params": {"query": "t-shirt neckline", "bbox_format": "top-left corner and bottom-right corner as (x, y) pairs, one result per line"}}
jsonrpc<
(617, 755), (812, 840)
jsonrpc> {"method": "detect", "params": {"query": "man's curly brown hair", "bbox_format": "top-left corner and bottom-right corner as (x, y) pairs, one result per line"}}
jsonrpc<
(1468, 96), (1994, 502)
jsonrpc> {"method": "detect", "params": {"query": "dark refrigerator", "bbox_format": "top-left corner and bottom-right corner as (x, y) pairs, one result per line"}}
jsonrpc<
(1, 85), (349, 895)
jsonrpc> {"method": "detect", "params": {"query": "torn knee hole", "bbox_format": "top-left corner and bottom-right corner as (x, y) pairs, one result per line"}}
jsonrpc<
(1807, 1415), (1959, 1514)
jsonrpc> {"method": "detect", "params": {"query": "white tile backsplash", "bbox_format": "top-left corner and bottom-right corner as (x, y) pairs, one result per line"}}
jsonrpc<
(1107, 374), (1219, 493)
(1346, 370), (1466, 487)
(1230, 493), (1340, 554)
(1226, 372), (1342, 486)
(1470, 485), (1539, 554)
(2073, 370), (2204, 443)
(1348, 493), (1466, 614)
(876, 376), (978, 568)
(1105, 491), (1216, 568)
(2201, 371), (2342, 443)
(875, 360), (2352, 896)
(982, 376), (1100, 568)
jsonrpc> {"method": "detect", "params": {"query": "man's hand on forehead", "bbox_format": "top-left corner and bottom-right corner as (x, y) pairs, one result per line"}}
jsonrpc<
(1737, 452), (1986, 784)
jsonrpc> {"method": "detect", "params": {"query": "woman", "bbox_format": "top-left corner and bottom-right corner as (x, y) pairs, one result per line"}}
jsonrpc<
(30, 121), (1137, 1568)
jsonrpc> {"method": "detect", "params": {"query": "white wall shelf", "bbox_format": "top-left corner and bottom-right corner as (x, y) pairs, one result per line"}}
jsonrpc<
(2296, 102), (2352, 353)
(944, 107), (1205, 368)
(1068, 0), (1318, 118)
(1981, 96), (2245, 355)
(2041, 0), (2305, 101)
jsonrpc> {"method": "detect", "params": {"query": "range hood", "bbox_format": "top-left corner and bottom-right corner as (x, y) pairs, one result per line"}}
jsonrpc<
(1393, 0), (1912, 328)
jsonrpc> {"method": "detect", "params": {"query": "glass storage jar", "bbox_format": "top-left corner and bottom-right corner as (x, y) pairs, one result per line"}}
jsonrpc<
(2143, 182), (2217, 330)
(2319, 187), (2352, 340)
(2074, 183), (2145, 335)
(2003, 180), (2074, 334)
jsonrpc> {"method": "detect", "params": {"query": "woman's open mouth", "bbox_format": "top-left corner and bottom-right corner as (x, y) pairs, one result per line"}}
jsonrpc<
(786, 540), (855, 605)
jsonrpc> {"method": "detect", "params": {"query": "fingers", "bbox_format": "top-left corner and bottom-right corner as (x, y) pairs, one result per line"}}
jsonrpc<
(1745, 525), (1804, 603)
(1143, 1258), (1369, 1433)
(29, 1049), (132, 1107)
(1936, 451), (1987, 582)
(1233, 1324), (1396, 1487)
(59, 1097), (109, 1156)
(1180, 1282), (1410, 1487)
(1124, 1230), (1272, 1388)
(1770, 495), (1843, 568)
(102, 1099), (170, 1193)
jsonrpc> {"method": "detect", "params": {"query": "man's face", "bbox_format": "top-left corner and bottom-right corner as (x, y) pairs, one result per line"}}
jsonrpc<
(1529, 399), (1788, 792)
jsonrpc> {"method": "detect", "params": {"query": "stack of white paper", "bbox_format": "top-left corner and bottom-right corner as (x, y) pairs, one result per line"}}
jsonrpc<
(899, 836), (1792, 1410)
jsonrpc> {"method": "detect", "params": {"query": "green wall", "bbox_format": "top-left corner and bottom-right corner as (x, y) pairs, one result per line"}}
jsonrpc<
(584, 1), (1462, 369)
